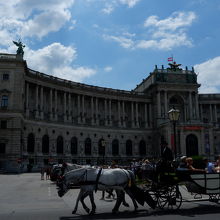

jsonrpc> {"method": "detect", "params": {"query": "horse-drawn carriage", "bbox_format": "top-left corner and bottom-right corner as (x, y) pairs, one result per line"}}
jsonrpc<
(144, 166), (220, 210)
(56, 162), (220, 215)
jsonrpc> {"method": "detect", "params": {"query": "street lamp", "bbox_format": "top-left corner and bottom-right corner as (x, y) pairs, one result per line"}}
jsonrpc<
(168, 107), (180, 159)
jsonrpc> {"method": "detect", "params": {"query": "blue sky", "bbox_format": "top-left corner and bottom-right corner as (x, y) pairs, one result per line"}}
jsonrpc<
(1, 0), (220, 93)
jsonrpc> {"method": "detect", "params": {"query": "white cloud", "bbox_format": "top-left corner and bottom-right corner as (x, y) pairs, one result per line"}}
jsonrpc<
(101, 0), (141, 14)
(25, 43), (96, 82)
(0, 0), (74, 44)
(102, 4), (114, 14)
(119, 0), (141, 8)
(140, 11), (196, 50)
(144, 12), (196, 31)
(104, 66), (112, 72)
(103, 34), (135, 49)
(195, 57), (220, 93)
(103, 11), (196, 51)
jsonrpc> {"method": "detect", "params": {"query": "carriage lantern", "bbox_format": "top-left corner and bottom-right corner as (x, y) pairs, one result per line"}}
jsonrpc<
(168, 108), (180, 159)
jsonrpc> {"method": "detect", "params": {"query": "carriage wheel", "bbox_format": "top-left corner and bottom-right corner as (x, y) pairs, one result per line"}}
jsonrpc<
(157, 185), (182, 210)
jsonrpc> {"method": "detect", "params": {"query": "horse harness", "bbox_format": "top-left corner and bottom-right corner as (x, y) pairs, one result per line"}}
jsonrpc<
(72, 168), (132, 190)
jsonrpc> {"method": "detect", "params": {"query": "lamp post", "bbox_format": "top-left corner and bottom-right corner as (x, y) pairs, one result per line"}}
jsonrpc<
(168, 108), (180, 159)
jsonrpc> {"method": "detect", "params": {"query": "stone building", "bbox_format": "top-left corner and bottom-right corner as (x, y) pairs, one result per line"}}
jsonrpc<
(0, 53), (220, 171)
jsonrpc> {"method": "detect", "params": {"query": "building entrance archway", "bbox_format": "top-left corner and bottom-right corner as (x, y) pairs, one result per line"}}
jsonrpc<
(186, 134), (198, 156)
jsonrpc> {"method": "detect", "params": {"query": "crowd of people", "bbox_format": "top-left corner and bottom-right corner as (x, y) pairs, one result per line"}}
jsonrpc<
(178, 155), (220, 173)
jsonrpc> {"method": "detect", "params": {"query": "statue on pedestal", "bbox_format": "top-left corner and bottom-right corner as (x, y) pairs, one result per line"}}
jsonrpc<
(13, 39), (25, 57)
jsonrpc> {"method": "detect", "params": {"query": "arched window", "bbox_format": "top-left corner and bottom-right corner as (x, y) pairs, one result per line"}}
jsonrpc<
(112, 139), (119, 156)
(42, 135), (49, 154)
(57, 136), (63, 154)
(85, 138), (91, 155)
(0, 143), (6, 154)
(98, 139), (106, 156)
(139, 140), (146, 155)
(126, 140), (132, 156)
(27, 133), (35, 153)
(1, 95), (8, 107)
(71, 137), (78, 155)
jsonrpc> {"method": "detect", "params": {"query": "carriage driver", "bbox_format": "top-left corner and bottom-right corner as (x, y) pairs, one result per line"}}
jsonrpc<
(161, 141), (174, 162)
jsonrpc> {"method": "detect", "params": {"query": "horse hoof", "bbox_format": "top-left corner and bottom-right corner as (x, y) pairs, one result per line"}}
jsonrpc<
(123, 202), (129, 207)
(112, 209), (119, 214)
(72, 210), (76, 214)
(85, 208), (90, 214)
(133, 207), (138, 213)
(89, 210), (95, 215)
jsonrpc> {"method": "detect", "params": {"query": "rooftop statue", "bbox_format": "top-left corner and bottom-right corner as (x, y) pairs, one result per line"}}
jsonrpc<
(13, 40), (25, 57)
(168, 61), (181, 71)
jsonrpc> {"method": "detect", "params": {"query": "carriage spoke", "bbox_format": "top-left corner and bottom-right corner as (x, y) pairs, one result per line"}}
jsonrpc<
(157, 186), (182, 210)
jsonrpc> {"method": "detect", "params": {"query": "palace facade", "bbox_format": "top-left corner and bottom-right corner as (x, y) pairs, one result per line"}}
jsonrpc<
(0, 53), (220, 172)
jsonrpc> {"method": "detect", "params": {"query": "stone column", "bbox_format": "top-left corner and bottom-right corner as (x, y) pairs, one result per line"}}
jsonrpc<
(184, 105), (187, 122)
(77, 95), (81, 123)
(25, 82), (29, 117)
(157, 91), (161, 118)
(40, 86), (44, 119)
(109, 99), (112, 126)
(164, 91), (168, 118)
(214, 104), (217, 123)
(195, 92), (199, 119)
(122, 101), (126, 127)
(68, 93), (71, 122)
(189, 92), (193, 120)
(35, 85), (39, 118)
(131, 102), (135, 128)
(118, 100), (121, 127)
(200, 104), (203, 122)
(104, 99), (108, 126)
(210, 104), (213, 122)
(91, 96), (94, 125)
(95, 97), (99, 125)
(144, 103), (148, 128)
(64, 92), (67, 122)
(82, 95), (85, 123)
(135, 102), (139, 128)
(49, 89), (53, 120)
(55, 90), (58, 121)
(149, 103), (152, 127)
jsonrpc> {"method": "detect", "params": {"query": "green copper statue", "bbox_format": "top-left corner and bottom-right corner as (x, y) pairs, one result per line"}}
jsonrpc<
(13, 40), (25, 56)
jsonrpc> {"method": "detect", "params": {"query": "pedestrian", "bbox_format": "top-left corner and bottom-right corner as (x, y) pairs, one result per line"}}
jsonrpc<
(41, 167), (45, 180)
(46, 167), (51, 180)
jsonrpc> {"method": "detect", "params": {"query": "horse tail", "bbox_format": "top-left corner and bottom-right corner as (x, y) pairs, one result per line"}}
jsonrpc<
(128, 185), (156, 209)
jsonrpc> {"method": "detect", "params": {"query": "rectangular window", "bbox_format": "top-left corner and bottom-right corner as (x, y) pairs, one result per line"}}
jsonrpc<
(0, 143), (6, 154)
(0, 120), (7, 129)
(1, 95), (8, 107)
(2, 74), (9, 80)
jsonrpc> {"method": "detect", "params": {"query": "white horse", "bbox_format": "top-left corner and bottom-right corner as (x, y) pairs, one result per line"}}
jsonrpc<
(58, 163), (131, 214)
(57, 167), (156, 214)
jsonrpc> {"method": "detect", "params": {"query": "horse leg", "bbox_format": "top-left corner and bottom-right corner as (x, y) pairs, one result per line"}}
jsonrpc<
(112, 190), (123, 213)
(80, 191), (91, 214)
(121, 191), (129, 207)
(88, 191), (96, 215)
(72, 188), (84, 214)
(125, 188), (138, 212)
